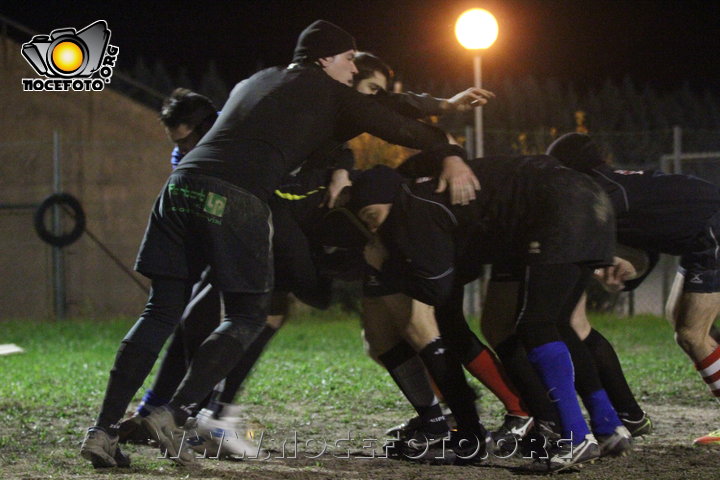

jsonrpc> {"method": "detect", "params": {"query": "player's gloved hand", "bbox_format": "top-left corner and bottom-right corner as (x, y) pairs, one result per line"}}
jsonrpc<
(437, 156), (480, 205)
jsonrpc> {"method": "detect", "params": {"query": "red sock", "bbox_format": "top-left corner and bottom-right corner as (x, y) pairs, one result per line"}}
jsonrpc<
(696, 345), (720, 399)
(466, 350), (530, 417)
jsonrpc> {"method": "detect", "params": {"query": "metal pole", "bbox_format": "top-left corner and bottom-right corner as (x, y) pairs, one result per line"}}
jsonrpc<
(473, 53), (483, 157)
(463, 124), (478, 316)
(662, 127), (682, 308)
(52, 131), (65, 320)
(473, 53), (490, 314)
(672, 125), (682, 174)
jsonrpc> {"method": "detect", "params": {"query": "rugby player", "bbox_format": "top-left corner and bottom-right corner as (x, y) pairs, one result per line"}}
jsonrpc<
(80, 19), (480, 468)
(547, 132), (720, 447)
(348, 154), (628, 471)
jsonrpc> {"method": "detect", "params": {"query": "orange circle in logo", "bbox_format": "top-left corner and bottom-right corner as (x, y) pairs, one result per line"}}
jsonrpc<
(51, 41), (83, 72)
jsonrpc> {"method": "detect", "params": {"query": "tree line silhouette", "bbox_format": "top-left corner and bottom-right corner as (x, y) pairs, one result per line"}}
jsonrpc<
(116, 58), (720, 170)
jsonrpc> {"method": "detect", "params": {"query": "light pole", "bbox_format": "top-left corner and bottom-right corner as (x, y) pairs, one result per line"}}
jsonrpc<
(455, 8), (498, 315)
(455, 8), (498, 157)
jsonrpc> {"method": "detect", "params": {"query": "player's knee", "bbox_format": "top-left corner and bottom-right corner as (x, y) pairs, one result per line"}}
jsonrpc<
(674, 325), (703, 353)
(360, 329), (383, 364)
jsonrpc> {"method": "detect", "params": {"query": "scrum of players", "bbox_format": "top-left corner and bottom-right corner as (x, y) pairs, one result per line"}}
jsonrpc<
(79, 19), (720, 473)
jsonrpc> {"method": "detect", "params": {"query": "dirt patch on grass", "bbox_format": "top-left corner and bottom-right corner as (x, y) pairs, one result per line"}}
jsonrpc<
(2, 401), (717, 479)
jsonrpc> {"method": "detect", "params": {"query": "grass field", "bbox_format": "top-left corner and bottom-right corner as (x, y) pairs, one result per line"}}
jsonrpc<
(0, 308), (718, 479)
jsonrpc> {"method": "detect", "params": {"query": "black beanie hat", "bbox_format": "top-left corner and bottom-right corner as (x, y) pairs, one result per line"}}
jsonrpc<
(546, 132), (605, 172)
(292, 20), (356, 63)
(347, 165), (404, 214)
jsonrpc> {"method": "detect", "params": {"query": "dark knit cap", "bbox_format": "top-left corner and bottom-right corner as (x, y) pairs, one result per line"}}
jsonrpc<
(347, 165), (404, 214)
(292, 20), (356, 63)
(546, 132), (605, 172)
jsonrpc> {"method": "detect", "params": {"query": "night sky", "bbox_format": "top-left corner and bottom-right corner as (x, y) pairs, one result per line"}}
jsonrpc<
(3, 0), (720, 94)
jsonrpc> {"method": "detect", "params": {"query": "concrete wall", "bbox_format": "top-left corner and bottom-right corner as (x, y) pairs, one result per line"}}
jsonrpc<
(0, 36), (171, 319)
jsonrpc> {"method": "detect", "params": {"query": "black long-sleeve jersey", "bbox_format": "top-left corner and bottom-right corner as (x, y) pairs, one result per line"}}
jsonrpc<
(378, 155), (614, 306)
(174, 64), (460, 202)
(587, 164), (720, 255)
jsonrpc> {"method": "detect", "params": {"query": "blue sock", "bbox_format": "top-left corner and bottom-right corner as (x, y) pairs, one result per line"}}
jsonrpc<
(582, 389), (622, 436)
(527, 341), (590, 445)
(137, 389), (168, 417)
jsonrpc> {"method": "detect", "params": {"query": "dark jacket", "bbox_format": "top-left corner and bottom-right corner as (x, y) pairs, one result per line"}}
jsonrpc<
(175, 64), (460, 202)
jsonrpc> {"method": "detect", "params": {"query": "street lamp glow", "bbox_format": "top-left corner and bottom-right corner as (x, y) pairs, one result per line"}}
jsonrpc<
(455, 8), (498, 50)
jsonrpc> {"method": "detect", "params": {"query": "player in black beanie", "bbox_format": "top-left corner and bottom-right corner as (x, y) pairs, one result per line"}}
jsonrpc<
(347, 165), (404, 218)
(290, 19), (358, 87)
(292, 20), (356, 63)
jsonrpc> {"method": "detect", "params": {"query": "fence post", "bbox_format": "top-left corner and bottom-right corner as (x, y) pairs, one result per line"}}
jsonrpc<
(52, 131), (65, 321)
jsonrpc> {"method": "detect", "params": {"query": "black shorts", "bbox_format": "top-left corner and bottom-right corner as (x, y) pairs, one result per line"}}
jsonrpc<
(362, 266), (400, 297)
(521, 168), (615, 266)
(135, 172), (273, 293)
(679, 209), (720, 293)
(458, 168), (615, 273)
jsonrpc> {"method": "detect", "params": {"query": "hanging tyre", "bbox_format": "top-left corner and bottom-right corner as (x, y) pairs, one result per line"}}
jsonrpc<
(33, 193), (86, 247)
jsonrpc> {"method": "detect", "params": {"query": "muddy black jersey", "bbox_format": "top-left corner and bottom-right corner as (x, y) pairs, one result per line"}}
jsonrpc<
(378, 155), (613, 305)
(588, 165), (720, 255)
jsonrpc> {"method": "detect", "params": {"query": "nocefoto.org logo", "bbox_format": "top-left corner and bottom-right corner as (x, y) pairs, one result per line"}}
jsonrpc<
(21, 20), (119, 92)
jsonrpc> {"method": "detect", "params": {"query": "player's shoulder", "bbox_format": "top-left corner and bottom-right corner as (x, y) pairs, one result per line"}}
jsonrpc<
(401, 181), (458, 226)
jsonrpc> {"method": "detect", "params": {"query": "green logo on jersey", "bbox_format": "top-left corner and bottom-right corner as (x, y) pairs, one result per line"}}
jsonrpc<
(204, 192), (227, 217)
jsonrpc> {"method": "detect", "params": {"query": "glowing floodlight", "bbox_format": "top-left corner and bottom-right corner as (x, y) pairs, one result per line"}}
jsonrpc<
(455, 8), (498, 50)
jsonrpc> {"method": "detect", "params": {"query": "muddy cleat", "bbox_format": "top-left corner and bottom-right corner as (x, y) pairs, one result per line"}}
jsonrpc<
(396, 428), (454, 464)
(621, 412), (653, 437)
(693, 429), (720, 446)
(597, 425), (633, 457)
(192, 406), (264, 459)
(118, 413), (152, 444)
(142, 406), (195, 465)
(489, 414), (534, 456)
(449, 428), (487, 465)
(547, 433), (600, 472)
(80, 427), (131, 469)
(519, 419), (559, 461)
(384, 418), (452, 464)
(385, 415), (424, 437)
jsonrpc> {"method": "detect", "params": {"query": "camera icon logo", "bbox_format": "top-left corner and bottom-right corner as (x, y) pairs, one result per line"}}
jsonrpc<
(21, 20), (119, 92)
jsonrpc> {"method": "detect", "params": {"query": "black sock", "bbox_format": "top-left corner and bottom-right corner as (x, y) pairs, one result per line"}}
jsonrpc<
(378, 341), (447, 433)
(168, 305), (266, 426)
(583, 328), (644, 421)
(168, 332), (249, 426)
(418, 338), (484, 437)
(212, 324), (278, 407)
(435, 285), (486, 365)
(97, 341), (159, 431)
(557, 325), (604, 397)
(494, 335), (561, 431)
(150, 332), (189, 404)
